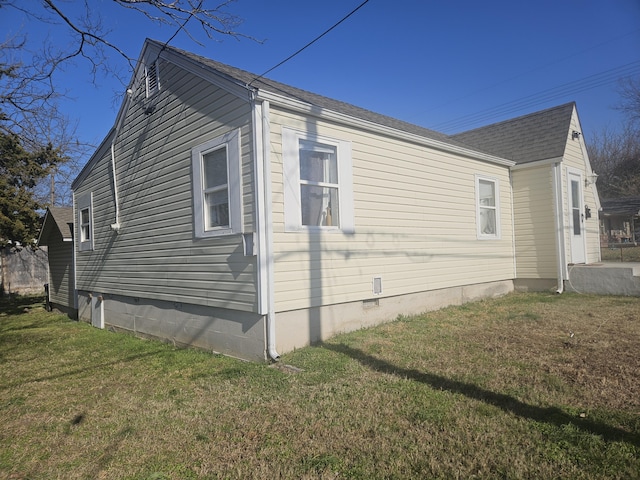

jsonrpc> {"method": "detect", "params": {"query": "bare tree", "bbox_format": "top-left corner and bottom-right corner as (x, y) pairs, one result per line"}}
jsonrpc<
(0, 0), (253, 238)
(588, 124), (640, 198)
(616, 76), (640, 126)
(1, 0), (251, 131)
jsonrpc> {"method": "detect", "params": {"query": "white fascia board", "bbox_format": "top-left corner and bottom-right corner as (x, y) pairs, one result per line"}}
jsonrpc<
(158, 48), (253, 102)
(510, 157), (564, 171)
(256, 90), (515, 168)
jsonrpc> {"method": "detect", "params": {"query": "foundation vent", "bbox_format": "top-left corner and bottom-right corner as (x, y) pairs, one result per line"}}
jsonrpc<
(372, 276), (383, 295)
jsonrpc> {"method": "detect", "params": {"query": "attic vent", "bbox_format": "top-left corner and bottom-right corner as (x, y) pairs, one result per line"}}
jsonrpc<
(145, 61), (160, 98)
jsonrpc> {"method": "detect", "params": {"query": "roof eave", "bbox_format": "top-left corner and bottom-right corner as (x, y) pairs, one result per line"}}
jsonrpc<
(256, 90), (515, 167)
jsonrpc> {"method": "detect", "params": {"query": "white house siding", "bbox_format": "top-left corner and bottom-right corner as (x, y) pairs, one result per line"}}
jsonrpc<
(561, 108), (601, 264)
(74, 60), (258, 313)
(268, 106), (515, 317)
(512, 165), (557, 280)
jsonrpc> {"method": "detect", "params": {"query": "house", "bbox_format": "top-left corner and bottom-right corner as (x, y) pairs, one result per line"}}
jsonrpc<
(599, 196), (640, 245)
(37, 207), (76, 316)
(451, 102), (601, 291)
(70, 39), (600, 361)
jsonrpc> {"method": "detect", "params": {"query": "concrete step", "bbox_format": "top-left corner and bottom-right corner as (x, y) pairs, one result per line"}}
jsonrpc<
(565, 263), (640, 296)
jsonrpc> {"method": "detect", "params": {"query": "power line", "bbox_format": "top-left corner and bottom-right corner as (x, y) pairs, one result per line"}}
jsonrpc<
(248, 0), (370, 86)
(431, 60), (640, 133)
(426, 28), (640, 115)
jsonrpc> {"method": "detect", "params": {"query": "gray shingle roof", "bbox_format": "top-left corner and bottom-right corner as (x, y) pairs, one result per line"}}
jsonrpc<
(450, 102), (576, 164)
(158, 41), (471, 148)
(47, 207), (73, 240)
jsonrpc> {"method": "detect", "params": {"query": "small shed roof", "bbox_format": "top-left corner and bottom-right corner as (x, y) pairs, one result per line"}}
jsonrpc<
(37, 207), (73, 246)
(450, 103), (576, 164)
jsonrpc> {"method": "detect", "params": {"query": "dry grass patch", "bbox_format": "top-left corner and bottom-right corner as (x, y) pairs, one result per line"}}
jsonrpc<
(1, 293), (638, 479)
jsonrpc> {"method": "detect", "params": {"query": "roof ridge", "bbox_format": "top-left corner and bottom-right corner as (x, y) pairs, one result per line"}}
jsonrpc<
(451, 102), (576, 137)
(153, 40), (456, 144)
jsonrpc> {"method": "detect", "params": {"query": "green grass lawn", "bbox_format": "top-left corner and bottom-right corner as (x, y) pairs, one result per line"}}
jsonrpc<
(1, 293), (638, 479)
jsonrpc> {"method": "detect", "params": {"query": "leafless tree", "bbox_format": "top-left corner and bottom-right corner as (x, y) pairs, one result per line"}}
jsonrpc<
(1, 0), (253, 207)
(588, 123), (640, 198)
(616, 76), (640, 126)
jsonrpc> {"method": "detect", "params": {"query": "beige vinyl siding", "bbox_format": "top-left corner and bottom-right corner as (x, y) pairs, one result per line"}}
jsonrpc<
(561, 108), (601, 263)
(512, 165), (557, 278)
(269, 106), (514, 313)
(74, 61), (258, 312)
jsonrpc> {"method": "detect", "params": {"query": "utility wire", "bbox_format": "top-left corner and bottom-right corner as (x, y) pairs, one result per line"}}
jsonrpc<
(248, 0), (370, 86)
(425, 28), (640, 115)
(432, 60), (640, 133)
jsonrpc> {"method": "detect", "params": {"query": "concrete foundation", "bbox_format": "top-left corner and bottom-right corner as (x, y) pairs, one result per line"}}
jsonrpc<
(77, 291), (267, 362)
(565, 263), (640, 296)
(275, 280), (514, 354)
(513, 278), (558, 292)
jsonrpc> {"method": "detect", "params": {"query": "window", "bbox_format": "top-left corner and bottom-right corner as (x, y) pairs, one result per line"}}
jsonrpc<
(145, 61), (160, 98)
(192, 129), (242, 238)
(80, 208), (91, 242)
(76, 192), (94, 251)
(475, 175), (500, 239)
(282, 128), (354, 232)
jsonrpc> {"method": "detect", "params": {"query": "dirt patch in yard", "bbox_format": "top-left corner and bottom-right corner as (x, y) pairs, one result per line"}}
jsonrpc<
(462, 295), (640, 412)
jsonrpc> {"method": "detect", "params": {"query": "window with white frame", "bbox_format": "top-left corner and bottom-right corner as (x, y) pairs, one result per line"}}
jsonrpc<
(282, 128), (354, 232)
(475, 175), (500, 239)
(191, 129), (242, 238)
(76, 192), (94, 251)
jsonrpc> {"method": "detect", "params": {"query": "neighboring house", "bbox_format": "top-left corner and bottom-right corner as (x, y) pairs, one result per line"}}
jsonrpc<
(600, 196), (640, 245)
(37, 207), (76, 317)
(452, 102), (601, 290)
(70, 39), (601, 361)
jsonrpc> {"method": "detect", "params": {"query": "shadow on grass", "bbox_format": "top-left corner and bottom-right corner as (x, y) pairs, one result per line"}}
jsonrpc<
(0, 295), (46, 317)
(322, 342), (640, 447)
(0, 350), (166, 390)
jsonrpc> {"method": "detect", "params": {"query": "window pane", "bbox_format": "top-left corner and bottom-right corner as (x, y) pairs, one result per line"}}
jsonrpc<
(573, 209), (581, 235)
(80, 209), (90, 241)
(480, 208), (496, 235)
(299, 141), (338, 184)
(479, 180), (495, 206)
(300, 185), (340, 226)
(203, 148), (228, 189)
(205, 189), (229, 228)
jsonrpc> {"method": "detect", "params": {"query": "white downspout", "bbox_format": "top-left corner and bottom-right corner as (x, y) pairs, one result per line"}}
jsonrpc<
(552, 162), (565, 293)
(509, 170), (517, 280)
(110, 142), (121, 231)
(109, 91), (133, 232)
(251, 92), (279, 361)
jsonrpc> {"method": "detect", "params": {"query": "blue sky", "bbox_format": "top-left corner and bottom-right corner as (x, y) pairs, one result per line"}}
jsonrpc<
(3, 0), (640, 151)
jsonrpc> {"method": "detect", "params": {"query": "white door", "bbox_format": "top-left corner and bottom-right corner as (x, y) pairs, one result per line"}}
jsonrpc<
(568, 171), (586, 264)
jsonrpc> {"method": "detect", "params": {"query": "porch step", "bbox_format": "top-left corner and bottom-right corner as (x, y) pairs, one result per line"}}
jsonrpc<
(565, 263), (640, 296)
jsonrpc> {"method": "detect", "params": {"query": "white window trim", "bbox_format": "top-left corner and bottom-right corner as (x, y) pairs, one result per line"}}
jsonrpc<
(475, 174), (501, 240)
(191, 129), (242, 238)
(282, 127), (354, 233)
(77, 192), (94, 252)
